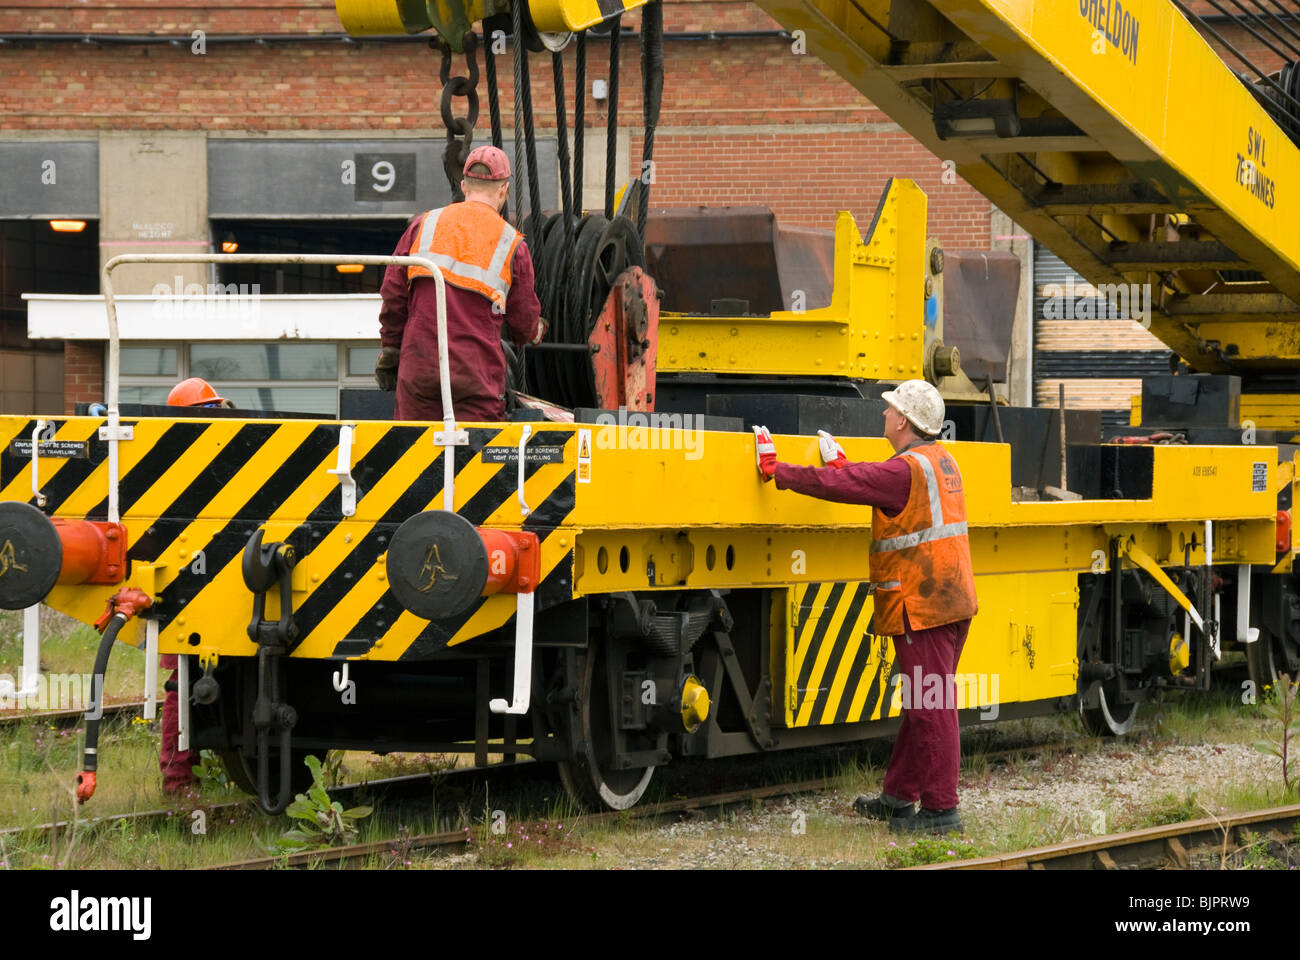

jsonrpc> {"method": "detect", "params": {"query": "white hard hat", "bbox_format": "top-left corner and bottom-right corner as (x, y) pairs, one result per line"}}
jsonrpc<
(881, 379), (945, 436)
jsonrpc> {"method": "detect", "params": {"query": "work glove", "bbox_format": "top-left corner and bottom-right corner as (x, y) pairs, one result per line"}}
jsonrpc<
(374, 346), (400, 391)
(818, 429), (848, 469)
(754, 425), (778, 482)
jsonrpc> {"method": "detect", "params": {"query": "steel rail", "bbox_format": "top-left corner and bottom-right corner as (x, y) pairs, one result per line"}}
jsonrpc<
(211, 775), (841, 869)
(920, 802), (1300, 870)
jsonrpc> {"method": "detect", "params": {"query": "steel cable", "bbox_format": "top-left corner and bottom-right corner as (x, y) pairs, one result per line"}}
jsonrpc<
(513, 0), (544, 277)
(638, 0), (664, 236)
(574, 32), (586, 215)
(605, 15), (621, 218)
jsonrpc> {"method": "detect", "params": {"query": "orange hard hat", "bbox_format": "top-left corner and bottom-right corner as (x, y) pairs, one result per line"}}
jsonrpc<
(167, 377), (227, 407)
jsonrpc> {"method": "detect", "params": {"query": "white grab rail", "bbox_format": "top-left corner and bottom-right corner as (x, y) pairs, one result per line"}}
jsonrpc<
(100, 253), (459, 522)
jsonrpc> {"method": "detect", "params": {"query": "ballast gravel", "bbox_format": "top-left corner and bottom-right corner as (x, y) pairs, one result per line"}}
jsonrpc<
(567, 741), (1283, 870)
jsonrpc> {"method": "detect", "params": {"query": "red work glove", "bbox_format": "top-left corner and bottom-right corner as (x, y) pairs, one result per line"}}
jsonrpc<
(754, 425), (777, 482)
(818, 430), (848, 469)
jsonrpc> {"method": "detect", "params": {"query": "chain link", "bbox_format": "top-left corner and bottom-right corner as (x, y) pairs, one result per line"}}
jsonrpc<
(433, 32), (481, 202)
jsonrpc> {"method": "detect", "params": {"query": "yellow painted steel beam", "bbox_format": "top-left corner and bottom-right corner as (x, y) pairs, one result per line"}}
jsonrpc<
(660, 179), (928, 380)
(750, 0), (1300, 371)
(334, 0), (642, 37)
(0, 414), (1279, 663)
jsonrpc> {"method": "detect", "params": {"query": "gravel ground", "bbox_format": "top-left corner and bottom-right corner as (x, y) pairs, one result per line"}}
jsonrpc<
(545, 741), (1286, 870)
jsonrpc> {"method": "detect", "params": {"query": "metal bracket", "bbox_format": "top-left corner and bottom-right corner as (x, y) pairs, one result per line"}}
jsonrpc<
(1118, 535), (1206, 634)
(490, 591), (534, 715)
(30, 421), (46, 509)
(1237, 563), (1259, 644)
(177, 654), (191, 753)
(98, 424), (134, 441)
(433, 429), (470, 446)
(0, 605), (41, 700)
(143, 619), (158, 721)
(517, 424), (533, 517)
(327, 424), (358, 517)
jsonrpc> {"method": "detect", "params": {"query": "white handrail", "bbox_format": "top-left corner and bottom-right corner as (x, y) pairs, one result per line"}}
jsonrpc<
(100, 253), (454, 522)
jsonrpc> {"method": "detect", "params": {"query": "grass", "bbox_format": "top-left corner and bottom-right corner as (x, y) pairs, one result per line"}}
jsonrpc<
(0, 605), (163, 712)
(2, 606), (1297, 868)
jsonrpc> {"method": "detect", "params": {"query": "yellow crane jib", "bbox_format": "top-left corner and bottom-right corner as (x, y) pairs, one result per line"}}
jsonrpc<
(334, 0), (646, 37)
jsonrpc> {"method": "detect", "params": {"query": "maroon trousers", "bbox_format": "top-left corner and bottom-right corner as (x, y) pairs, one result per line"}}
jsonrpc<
(160, 654), (198, 793)
(881, 611), (971, 811)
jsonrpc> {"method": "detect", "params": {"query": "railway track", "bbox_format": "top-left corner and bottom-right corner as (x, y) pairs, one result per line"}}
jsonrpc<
(0, 758), (547, 847)
(206, 739), (1093, 870)
(0, 700), (156, 731)
(920, 803), (1300, 870)
(211, 776), (842, 869)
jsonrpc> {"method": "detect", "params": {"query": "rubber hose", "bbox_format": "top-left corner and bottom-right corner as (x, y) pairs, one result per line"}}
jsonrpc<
(81, 613), (126, 774)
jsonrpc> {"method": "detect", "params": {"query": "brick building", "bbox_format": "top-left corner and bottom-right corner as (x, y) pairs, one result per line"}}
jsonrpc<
(0, 0), (1290, 418)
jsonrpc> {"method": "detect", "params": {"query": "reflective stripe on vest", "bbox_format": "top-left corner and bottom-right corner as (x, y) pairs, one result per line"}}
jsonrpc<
(412, 206), (519, 303)
(869, 449), (968, 553)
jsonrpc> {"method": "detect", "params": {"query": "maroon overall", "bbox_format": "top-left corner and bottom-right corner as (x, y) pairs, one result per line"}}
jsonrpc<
(775, 458), (972, 810)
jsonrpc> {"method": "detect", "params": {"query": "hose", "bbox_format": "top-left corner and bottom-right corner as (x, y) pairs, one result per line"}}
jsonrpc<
(75, 613), (126, 803)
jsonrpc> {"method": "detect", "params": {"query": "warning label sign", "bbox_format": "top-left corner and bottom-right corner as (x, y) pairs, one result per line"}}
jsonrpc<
(481, 446), (565, 465)
(8, 440), (90, 460)
(1252, 461), (1267, 493)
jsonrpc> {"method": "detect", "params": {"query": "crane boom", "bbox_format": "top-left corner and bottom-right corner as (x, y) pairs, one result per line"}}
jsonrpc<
(751, 0), (1300, 377)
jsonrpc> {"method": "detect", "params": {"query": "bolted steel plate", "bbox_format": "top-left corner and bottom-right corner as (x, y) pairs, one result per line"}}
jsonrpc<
(386, 510), (489, 621)
(0, 502), (62, 610)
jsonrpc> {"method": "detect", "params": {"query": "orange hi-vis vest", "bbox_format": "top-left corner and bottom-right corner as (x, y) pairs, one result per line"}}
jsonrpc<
(407, 201), (522, 309)
(869, 440), (978, 636)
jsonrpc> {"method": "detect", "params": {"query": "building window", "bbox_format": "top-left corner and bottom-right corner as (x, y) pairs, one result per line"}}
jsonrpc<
(116, 341), (379, 417)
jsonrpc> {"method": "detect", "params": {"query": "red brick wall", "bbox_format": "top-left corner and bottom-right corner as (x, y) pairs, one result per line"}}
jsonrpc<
(64, 342), (104, 414)
(0, 0), (991, 250)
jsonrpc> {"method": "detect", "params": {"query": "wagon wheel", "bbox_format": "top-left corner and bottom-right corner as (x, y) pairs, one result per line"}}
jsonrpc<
(557, 643), (655, 810)
(1079, 679), (1139, 737)
(219, 748), (315, 799)
(1246, 622), (1300, 693)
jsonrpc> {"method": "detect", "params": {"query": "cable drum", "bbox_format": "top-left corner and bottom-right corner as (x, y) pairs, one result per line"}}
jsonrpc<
(524, 212), (646, 409)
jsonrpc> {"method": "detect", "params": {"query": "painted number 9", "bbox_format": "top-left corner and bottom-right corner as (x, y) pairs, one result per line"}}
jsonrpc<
(371, 160), (396, 194)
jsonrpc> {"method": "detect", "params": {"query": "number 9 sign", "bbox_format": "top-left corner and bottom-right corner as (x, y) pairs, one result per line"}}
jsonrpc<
(352, 153), (416, 202)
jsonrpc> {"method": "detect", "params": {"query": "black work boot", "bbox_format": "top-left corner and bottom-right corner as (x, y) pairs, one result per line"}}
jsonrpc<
(853, 792), (916, 822)
(890, 806), (963, 834)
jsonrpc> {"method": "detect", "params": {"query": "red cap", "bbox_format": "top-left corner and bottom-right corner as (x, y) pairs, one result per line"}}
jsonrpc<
(463, 145), (511, 181)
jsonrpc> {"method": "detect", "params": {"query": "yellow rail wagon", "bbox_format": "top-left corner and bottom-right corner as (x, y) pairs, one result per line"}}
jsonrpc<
(2, 0), (1297, 810)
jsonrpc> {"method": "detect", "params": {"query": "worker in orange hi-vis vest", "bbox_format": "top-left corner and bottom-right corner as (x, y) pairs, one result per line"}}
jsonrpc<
(157, 381), (231, 795)
(376, 145), (546, 421)
(753, 379), (978, 835)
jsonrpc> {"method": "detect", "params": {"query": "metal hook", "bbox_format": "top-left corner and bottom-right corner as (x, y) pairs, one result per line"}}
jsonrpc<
(30, 420), (46, 509)
(332, 661), (350, 692)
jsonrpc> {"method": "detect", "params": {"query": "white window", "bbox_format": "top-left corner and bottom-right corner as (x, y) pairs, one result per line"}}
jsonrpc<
(116, 341), (380, 417)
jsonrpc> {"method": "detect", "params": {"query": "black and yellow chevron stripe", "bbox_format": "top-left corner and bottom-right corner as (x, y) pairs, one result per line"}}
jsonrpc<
(788, 581), (900, 727)
(0, 416), (576, 661)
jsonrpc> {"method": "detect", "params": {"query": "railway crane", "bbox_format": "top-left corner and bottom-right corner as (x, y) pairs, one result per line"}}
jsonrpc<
(0, 0), (1295, 811)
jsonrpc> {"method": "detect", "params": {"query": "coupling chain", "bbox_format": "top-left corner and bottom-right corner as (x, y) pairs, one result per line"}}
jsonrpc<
(435, 31), (481, 200)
